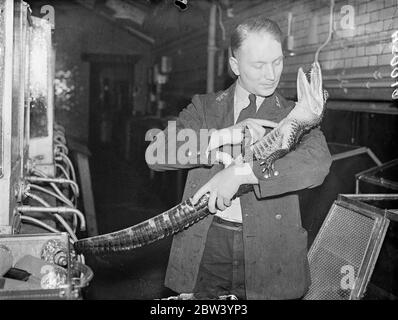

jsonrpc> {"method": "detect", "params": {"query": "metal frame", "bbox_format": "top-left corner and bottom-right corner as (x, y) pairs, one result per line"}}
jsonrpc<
(22, 1), (31, 177)
(340, 193), (398, 222)
(0, 0), (33, 233)
(306, 194), (393, 300)
(337, 195), (392, 299)
(0, 0), (15, 233)
(328, 144), (386, 197)
(9, 0), (30, 228)
(355, 159), (398, 193)
(331, 146), (382, 166)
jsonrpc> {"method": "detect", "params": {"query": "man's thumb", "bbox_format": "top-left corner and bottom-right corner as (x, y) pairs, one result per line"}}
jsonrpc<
(191, 186), (206, 205)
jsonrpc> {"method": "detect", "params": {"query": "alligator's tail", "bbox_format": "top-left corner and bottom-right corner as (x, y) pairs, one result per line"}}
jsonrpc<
(74, 194), (211, 254)
(74, 184), (254, 255)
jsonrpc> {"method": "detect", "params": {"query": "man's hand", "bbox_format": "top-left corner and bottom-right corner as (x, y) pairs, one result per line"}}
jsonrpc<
(191, 163), (258, 213)
(208, 118), (278, 152)
(226, 118), (278, 145)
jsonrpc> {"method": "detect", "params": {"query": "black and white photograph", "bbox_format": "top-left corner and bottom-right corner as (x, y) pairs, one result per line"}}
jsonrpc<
(0, 0), (397, 307)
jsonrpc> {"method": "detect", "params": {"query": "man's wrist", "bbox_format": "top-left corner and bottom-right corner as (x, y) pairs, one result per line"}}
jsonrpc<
(233, 163), (259, 184)
(207, 127), (242, 152)
(207, 129), (227, 153)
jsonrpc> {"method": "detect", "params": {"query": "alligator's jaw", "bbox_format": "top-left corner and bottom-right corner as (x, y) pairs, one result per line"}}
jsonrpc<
(309, 61), (325, 116)
(297, 61), (324, 117)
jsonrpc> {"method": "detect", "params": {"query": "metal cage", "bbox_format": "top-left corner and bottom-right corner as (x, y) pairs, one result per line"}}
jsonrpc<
(304, 194), (398, 300)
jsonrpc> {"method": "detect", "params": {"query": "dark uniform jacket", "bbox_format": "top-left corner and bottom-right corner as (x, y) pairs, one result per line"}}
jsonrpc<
(147, 82), (332, 299)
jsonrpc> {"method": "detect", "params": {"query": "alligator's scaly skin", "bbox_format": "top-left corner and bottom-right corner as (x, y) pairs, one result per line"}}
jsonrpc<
(74, 194), (211, 254)
(74, 61), (328, 255)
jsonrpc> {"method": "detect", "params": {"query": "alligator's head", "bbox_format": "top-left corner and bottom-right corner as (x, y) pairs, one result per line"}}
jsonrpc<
(297, 61), (328, 118)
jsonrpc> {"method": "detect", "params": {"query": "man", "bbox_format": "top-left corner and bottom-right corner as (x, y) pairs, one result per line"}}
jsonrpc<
(146, 16), (332, 300)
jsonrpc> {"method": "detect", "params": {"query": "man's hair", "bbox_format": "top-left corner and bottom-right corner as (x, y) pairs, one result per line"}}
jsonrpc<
(230, 16), (283, 57)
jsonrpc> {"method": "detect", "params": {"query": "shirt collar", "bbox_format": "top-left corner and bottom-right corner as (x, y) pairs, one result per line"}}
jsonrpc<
(235, 80), (265, 110)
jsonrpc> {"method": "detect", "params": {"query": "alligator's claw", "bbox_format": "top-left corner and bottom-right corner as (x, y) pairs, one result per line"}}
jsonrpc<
(261, 161), (275, 178)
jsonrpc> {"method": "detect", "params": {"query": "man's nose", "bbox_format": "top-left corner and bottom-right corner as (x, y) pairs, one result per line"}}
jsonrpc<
(263, 64), (275, 81)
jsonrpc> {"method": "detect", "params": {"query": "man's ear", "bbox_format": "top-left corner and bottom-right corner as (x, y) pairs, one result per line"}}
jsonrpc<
(229, 56), (240, 77)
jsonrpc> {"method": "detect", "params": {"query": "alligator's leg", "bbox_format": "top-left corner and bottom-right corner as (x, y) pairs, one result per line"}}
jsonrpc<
(259, 148), (289, 177)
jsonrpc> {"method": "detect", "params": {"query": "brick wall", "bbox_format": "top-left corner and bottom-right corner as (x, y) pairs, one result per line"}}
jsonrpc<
(155, 0), (398, 108)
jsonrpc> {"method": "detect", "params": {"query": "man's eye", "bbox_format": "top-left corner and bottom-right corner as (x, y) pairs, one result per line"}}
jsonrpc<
(274, 59), (282, 65)
(254, 64), (262, 69)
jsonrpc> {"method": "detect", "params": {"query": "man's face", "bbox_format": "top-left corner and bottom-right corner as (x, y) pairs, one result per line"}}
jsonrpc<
(229, 31), (284, 97)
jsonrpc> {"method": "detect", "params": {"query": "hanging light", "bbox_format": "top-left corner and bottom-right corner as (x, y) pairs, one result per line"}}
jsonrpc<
(143, 0), (207, 36)
(284, 12), (295, 57)
(174, 0), (188, 11)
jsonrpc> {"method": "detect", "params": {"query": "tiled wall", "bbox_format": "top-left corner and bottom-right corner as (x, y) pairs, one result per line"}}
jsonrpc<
(277, 0), (397, 101)
(155, 0), (398, 107)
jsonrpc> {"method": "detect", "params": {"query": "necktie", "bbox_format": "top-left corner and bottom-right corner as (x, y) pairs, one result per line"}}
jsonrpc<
(235, 93), (257, 159)
(236, 93), (257, 123)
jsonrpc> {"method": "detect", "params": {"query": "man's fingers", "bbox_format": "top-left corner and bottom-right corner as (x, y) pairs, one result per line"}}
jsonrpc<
(208, 191), (217, 214)
(245, 121), (265, 133)
(251, 126), (265, 140)
(248, 118), (278, 128)
(192, 185), (208, 205)
(224, 198), (232, 207)
(233, 154), (244, 165)
(217, 196), (226, 211)
(215, 151), (234, 167)
(244, 123), (265, 143)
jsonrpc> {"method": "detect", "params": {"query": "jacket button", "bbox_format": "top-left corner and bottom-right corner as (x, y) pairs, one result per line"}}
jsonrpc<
(192, 183), (197, 188)
(275, 214), (282, 220)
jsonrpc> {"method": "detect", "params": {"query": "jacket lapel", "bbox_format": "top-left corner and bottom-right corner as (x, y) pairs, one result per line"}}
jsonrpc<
(205, 82), (236, 129)
(221, 83), (236, 128)
(254, 92), (281, 122)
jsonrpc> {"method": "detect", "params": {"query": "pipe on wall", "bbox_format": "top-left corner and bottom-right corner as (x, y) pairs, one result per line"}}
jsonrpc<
(280, 80), (393, 89)
(17, 206), (86, 231)
(207, 3), (217, 93)
(280, 70), (390, 83)
(279, 68), (394, 95)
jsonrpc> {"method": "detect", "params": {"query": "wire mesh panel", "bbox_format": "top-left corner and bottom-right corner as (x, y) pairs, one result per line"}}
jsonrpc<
(304, 200), (387, 300)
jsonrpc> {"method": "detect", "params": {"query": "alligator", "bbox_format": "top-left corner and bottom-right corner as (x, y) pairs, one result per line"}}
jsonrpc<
(245, 60), (328, 176)
(74, 61), (328, 255)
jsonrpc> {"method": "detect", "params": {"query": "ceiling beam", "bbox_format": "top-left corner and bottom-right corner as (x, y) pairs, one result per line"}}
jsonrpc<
(75, 0), (155, 45)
